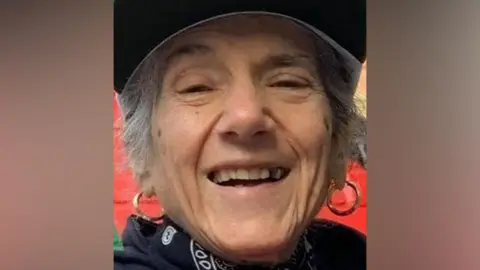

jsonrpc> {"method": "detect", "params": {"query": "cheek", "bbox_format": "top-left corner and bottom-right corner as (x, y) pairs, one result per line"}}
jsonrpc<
(273, 100), (331, 160)
(154, 106), (204, 162)
(297, 115), (328, 152)
(295, 117), (330, 188)
(150, 106), (209, 197)
(304, 128), (329, 162)
(302, 102), (332, 161)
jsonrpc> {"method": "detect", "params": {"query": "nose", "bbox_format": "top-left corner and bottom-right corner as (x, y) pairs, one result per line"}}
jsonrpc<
(215, 83), (273, 142)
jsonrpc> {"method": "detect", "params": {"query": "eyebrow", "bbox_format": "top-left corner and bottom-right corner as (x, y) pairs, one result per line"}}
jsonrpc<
(164, 43), (213, 67)
(164, 43), (317, 78)
(255, 53), (317, 75)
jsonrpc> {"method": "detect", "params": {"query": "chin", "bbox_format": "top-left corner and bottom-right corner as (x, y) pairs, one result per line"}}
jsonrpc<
(208, 220), (299, 264)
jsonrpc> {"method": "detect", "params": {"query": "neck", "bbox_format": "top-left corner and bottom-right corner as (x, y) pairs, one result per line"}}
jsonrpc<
(151, 215), (314, 270)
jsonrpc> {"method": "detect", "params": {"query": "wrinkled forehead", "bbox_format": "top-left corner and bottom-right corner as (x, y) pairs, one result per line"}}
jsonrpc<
(158, 15), (320, 74)
(122, 13), (361, 93)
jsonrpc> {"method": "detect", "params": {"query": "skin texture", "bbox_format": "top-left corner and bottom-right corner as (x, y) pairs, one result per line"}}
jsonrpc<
(143, 15), (339, 265)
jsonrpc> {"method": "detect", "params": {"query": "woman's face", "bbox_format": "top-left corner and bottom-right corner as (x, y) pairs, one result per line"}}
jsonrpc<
(148, 15), (333, 263)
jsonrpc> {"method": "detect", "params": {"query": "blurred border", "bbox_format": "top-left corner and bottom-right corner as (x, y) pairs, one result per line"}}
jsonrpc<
(3, 1), (480, 269)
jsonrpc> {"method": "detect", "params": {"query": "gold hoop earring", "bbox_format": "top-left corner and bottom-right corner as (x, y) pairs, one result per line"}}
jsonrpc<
(132, 192), (164, 222)
(327, 180), (361, 216)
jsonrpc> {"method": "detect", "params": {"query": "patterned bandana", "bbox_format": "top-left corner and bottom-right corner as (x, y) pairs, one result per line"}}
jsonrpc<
(145, 216), (319, 270)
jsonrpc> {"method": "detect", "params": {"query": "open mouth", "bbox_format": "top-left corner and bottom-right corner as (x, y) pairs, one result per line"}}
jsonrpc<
(207, 167), (290, 187)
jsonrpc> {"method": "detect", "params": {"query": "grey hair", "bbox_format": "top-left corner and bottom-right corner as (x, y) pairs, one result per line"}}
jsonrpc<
(311, 40), (360, 181)
(349, 115), (367, 168)
(116, 37), (361, 182)
(116, 51), (164, 182)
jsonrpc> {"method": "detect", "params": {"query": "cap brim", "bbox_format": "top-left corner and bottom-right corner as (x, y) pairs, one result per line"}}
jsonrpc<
(115, 0), (366, 93)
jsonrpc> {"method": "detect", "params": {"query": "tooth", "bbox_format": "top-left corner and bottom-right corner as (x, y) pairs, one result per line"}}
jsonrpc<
(274, 168), (283, 179)
(260, 169), (269, 179)
(213, 172), (222, 183)
(213, 168), (285, 183)
(248, 169), (261, 180)
(236, 169), (249, 180)
(220, 171), (231, 183)
(229, 170), (237, 180)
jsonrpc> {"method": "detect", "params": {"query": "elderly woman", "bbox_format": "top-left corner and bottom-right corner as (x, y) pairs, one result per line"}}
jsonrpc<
(114, 1), (366, 269)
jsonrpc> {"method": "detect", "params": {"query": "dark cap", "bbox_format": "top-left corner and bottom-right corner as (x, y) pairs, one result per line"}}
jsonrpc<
(114, 0), (366, 93)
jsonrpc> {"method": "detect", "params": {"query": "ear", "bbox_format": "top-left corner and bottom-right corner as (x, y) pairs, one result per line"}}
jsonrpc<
(326, 134), (348, 190)
(137, 171), (156, 198)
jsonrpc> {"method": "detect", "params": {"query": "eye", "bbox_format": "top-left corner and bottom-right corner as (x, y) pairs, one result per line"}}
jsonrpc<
(267, 74), (313, 89)
(269, 80), (310, 88)
(180, 84), (214, 94)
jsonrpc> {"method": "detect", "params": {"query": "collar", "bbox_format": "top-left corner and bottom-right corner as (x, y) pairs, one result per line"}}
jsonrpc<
(141, 216), (317, 270)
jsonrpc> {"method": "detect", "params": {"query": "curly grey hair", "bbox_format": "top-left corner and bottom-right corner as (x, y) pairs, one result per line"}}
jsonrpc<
(116, 37), (361, 184)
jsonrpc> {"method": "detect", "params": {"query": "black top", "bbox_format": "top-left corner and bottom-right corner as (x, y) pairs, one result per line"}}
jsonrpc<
(114, 215), (366, 270)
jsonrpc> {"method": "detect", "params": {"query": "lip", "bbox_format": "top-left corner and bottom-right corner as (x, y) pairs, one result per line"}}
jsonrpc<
(202, 159), (293, 202)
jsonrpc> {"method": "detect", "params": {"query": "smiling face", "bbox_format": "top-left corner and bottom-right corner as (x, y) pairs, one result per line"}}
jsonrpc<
(145, 15), (336, 264)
